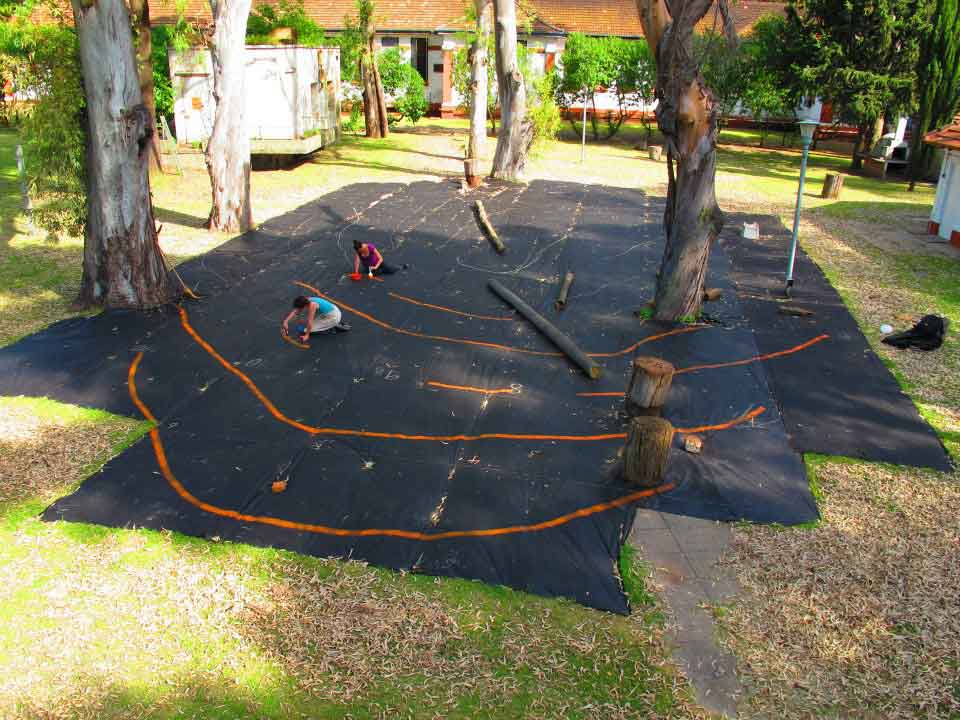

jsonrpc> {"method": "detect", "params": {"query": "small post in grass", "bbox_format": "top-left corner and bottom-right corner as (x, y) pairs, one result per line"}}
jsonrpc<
(15, 144), (32, 227)
(785, 120), (819, 296)
(580, 85), (587, 164)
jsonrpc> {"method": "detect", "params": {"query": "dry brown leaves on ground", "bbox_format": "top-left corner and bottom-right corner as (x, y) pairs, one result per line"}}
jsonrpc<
(717, 461), (959, 719)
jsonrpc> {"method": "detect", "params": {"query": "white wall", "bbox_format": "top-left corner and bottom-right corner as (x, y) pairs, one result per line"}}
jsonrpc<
(932, 150), (960, 241)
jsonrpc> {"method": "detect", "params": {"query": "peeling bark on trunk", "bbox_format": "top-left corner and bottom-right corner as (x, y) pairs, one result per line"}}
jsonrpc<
(466, 0), (491, 161)
(71, 0), (175, 309)
(206, 0), (253, 233)
(360, 14), (388, 139)
(489, 0), (533, 180)
(637, 0), (726, 322)
(128, 0), (163, 172)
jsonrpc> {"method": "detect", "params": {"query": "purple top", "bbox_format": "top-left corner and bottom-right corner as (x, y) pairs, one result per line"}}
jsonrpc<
(358, 243), (382, 268)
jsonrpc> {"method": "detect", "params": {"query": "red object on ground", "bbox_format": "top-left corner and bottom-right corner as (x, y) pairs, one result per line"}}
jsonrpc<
(350, 273), (362, 281)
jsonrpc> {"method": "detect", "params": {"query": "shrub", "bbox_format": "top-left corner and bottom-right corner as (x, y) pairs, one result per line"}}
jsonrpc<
(247, 0), (325, 45)
(528, 70), (562, 155)
(377, 47), (428, 124)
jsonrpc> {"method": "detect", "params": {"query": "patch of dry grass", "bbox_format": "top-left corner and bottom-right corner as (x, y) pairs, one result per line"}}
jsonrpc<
(717, 460), (959, 719)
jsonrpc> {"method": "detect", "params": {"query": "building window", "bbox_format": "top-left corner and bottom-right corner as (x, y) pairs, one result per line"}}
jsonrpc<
(380, 36), (399, 48)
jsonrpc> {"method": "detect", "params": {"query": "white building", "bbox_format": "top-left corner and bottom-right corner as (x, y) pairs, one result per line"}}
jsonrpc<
(925, 118), (960, 248)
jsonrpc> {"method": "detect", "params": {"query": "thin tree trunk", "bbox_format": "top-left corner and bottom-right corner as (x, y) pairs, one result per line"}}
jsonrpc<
(637, 0), (726, 322)
(851, 116), (884, 171)
(489, 0), (532, 180)
(71, 0), (175, 309)
(128, 0), (163, 172)
(467, 0), (491, 160)
(206, 0), (253, 233)
(359, 11), (388, 138)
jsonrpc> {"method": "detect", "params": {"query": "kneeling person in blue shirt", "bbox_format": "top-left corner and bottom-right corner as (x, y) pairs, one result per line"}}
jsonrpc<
(282, 295), (351, 342)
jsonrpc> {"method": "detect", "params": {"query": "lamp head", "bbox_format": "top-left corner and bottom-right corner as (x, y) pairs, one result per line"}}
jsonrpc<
(798, 120), (819, 143)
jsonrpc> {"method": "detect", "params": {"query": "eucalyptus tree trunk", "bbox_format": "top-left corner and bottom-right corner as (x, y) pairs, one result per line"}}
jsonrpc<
(359, 7), (388, 138)
(637, 0), (729, 322)
(206, 0), (253, 232)
(489, 0), (533, 180)
(71, 0), (175, 309)
(128, 0), (163, 172)
(467, 0), (492, 160)
(851, 115), (885, 171)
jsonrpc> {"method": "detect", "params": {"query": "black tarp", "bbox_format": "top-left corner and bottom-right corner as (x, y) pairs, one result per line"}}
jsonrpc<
(1, 181), (822, 613)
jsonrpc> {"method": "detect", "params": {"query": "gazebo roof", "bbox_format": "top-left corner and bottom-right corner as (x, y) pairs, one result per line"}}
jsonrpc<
(924, 113), (960, 151)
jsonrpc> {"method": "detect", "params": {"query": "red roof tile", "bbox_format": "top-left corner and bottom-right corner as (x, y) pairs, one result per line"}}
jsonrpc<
(32, 0), (785, 36)
(924, 121), (960, 151)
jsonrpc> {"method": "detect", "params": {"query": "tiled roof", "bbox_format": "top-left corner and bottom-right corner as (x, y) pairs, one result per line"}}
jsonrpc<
(924, 120), (960, 152)
(32, 0), (785, 36)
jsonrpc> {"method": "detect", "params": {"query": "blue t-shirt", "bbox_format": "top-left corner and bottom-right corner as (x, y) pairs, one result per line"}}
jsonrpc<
(310, 297), (336, 315)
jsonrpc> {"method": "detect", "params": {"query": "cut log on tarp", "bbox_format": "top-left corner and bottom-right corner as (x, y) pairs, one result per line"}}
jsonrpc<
(474, 200), (506, 253)
(554, 271), (575, 310)
(623, 416), (674, 487)
(488, 279), (601, 379)
(778, 305), (815, 317)
(822, 173), (844, 199)
(625, 356), (675, 416)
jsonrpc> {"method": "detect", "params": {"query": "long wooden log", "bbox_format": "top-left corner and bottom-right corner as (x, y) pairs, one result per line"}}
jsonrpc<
(554, 271), (575, 310)
(488, 279), (601, 379)
(623, 416), (674, 487)
(474, 200), (505, 253)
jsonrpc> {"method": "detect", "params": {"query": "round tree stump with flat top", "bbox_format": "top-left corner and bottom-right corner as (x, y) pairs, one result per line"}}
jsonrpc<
(623, 416), (674, 487)
(822, 173), (844, 199)
(626, 356), (675, 417)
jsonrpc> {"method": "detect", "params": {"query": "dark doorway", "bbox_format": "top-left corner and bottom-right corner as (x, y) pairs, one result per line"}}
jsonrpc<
(411, 37), (428, 82)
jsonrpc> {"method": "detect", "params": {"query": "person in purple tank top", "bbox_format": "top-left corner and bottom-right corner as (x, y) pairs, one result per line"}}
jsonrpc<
(353, 240), (398, 277)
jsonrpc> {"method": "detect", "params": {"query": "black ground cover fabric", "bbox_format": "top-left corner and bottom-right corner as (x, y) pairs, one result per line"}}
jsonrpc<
(1, 180), (818, 613)
(721, 212), (953, 472)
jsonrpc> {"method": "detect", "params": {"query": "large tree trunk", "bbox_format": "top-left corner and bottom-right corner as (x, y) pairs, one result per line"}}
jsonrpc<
(489, 0), (533, 180)
(128, 0), (163, 172)
(206, 0), (253, 233)
(466, 0), (492, 160)
(359, 9), (388, 139)
(71, 0), (175, 309)
(637, 0), (726, 322)
(851, 115), (885, 171)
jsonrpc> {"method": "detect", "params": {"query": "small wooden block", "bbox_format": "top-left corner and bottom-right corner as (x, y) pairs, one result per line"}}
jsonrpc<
(778, 305), (814, 317)
(683, 435), (703, 454)
(702, 288), (723, 302)
(271, 480), (288, 493)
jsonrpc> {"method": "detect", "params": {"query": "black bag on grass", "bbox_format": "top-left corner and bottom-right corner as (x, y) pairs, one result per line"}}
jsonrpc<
(882, 314), (947, 351)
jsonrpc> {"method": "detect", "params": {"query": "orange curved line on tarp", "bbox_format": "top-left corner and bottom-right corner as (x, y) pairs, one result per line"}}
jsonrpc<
(576, 334), (832, 396)
(426, 381), (516, 395)
(296, 281), (709, 359)
(127, 352), (675, 540)
(280, 330), (310, 350)
(389, 292), (516, 321)
(176, 306), (763, 439)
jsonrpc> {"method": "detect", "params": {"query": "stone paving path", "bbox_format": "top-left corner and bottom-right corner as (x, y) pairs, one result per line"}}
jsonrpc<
(629, 509), (742, 718)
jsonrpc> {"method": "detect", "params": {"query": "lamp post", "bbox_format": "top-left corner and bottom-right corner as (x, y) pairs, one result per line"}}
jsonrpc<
(785, 119), (819, 297)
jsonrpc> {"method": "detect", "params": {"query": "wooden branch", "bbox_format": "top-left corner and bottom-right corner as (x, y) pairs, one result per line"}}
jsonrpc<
(778, 305), (815, 317)
(554, 271), (575, 310)
(625, 356), (675, 416)
(488, 279), (601, 379)
(623, 416), (674, 488)
(474, 200), (505, 253)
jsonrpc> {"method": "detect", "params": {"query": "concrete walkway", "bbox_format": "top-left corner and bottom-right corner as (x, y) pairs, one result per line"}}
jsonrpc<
(629, 509), (742, 718)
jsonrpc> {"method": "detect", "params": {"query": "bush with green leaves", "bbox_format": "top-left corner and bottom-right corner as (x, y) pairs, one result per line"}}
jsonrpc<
(528, 69), (562, 155)
(377, 47), (427, 124)
(246, 0), (326, 45)
(0, 20), (86, 238)
(555, 33), (654, 140)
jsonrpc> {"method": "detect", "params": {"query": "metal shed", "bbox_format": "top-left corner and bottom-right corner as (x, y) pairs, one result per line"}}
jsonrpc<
(170, 44), (340, 155)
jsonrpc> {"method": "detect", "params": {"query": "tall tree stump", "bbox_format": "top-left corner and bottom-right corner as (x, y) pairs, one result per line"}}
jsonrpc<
(625, 356), (675, 417)
(623, 417), (674, 487)
(821, 173), (844, 199)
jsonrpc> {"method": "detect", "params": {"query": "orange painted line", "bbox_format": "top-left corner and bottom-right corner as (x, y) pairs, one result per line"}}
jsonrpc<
(427, 381), (516, 395)
(177, 305), (760, 440)
(280, 330), (310, 350)
(673, 334), (830, 375)
(128, 352), (675, 540)
(577, 392), (625, 397)
(389, 292), (515, 321)
(677, 405), (765, 433)
(300, 281), (710, 359)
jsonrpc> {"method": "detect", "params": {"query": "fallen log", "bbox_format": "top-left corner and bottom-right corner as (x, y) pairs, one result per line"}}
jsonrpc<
(474, 200), (505, 254)
(488, 279), (601, 379)
(778, 305), (815, 317)
(554, 271), (575, 310)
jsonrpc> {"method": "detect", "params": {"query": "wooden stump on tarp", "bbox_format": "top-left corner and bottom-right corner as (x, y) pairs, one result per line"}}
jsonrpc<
(623, 416), (674, 487)
(822, 173), (844, 199)
(625, 356), (675, 417)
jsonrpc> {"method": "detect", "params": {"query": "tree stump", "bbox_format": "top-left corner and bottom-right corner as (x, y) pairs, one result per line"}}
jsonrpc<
(625, 356), (675, 417)
(648, 145), (663, 162)
(821, 173), (844, 199)
(623, 417), (674, 487)
(464, 158), (482, 188)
